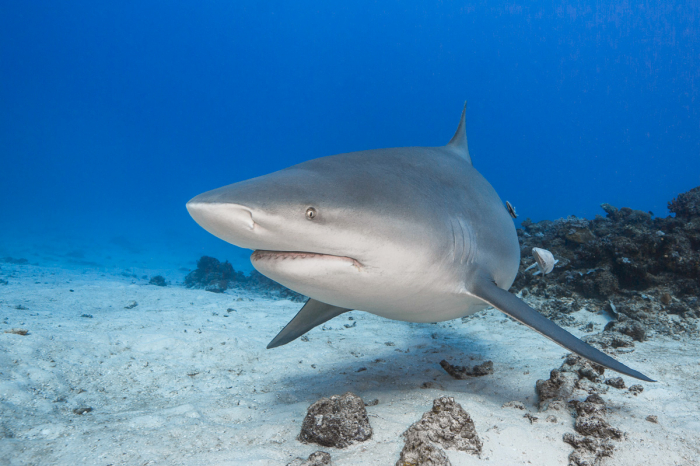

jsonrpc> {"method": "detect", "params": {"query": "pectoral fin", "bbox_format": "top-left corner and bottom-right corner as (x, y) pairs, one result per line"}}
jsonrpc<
(470, 274), (655, 382)
(267, 298), (350, 349)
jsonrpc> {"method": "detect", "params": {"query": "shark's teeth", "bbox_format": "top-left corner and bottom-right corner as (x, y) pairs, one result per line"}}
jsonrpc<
(251, 250), (361, 268)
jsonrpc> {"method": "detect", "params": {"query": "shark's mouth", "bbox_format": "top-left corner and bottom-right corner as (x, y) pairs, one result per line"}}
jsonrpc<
(251, 250), (362, 268)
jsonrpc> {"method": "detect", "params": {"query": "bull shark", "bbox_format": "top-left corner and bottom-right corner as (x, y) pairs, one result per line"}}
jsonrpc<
(187, 104), (653, 382)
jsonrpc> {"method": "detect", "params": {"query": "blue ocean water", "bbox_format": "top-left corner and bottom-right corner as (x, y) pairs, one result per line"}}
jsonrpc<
(1, 1), (699, 268)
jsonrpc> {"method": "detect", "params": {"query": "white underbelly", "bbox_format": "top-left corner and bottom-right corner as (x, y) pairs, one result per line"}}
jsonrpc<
(359, 291), (490, 323)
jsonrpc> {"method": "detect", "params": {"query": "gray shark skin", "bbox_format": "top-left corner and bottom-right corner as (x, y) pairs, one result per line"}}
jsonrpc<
(187, 104), (654, 382)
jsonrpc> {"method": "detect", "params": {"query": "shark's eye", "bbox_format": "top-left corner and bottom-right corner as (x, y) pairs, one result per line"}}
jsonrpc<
(305, 207), (317, 220)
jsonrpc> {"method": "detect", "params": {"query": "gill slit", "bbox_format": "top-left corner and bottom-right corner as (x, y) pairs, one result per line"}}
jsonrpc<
(450, 216), (475, 265)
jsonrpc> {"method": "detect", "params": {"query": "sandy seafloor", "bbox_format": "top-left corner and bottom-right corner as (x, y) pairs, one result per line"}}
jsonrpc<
(1, 246), (699, 466)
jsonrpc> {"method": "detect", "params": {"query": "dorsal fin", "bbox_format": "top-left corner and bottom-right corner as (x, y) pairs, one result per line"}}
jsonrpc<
(447, 101), (471, 164)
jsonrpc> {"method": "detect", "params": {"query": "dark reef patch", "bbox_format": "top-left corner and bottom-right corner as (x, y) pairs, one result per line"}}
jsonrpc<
(536, 357), (627, 466)
(514, 186), (700, 341)
(184, 256), (306, 301)
(148, 275), (167, 287)
(2, 257), (28, 265)
(439, 359), (494, 379)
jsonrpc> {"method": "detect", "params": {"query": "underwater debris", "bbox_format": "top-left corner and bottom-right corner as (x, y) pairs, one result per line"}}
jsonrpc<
(4, 328), (28, 336)
(628, 384), (644, 395)
(646, 415), (658, 423)
(148, 275), (167, 286)
(502, 400), (526, 410)
(124, 300), (138, 309)
(604, 377), (625, 389)
(184, 256), (306, 301)
(536, 354), (605, 411)
(72, 407), (93, 415)
(396, 396), (481, 466)
(439, 359), (493, 379)
(286, 451), (333, 466)
(298, 392), (372, 448)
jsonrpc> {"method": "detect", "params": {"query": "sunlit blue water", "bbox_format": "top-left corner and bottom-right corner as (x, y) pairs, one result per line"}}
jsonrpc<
(2, 1), (698, 269)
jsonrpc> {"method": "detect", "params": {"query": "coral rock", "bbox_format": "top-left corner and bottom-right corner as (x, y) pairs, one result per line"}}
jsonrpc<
(298, 392), (372, 448)
(148, 275), (167, 286)
(396, 397), (481, 466)
(628, 384), (644, 395)
(563, 433), (615, 466)
(536, 369), (578, 410)
(439, 359), (493, 379)
(407, 397), (481, 454)
(604, 377), (625, 389)
(574, 415), (622, 440)
(286, 451), (332, 466)
(668, 186), (700, 219)
(395, 429), (452, 466)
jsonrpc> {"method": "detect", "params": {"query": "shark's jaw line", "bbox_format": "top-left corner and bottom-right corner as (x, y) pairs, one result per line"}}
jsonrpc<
(251, 249), (363, 269)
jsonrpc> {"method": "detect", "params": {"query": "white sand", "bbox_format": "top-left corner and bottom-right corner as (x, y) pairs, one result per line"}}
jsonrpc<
(1, 260), (698, 465)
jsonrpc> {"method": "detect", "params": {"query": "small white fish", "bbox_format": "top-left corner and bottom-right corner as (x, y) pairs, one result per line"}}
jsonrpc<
(524, 247), (558, 276)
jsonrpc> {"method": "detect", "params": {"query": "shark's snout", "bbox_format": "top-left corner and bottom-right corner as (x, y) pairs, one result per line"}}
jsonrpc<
(186, 199), (257, 247)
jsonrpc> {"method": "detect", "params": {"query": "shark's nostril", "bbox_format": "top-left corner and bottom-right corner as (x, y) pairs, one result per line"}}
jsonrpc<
(240, 208), (255, 230)
(186, 202), (255, 233)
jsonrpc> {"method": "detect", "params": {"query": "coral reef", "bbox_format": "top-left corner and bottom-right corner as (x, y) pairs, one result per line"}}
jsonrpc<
(514, 186), (700, 343)
(535, 354), (604, 410)
(184, 256), (245, 293)
(184, 256), (305, 301)
(396, 396), (481, 466)
(298, 392), (372, 448)
(537, 356), (628, 466)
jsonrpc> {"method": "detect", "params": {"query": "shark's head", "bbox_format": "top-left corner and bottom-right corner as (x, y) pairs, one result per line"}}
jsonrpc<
(186, 150), (451, 312)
